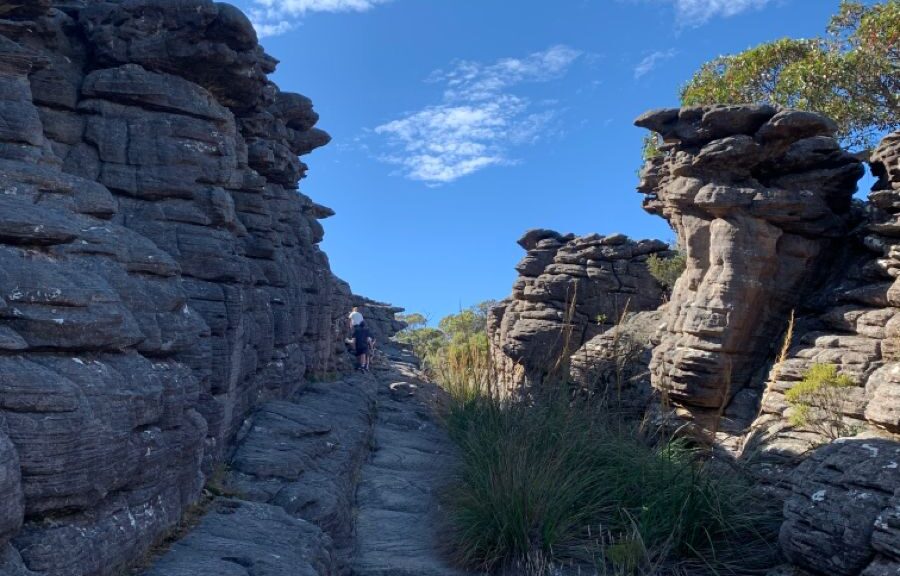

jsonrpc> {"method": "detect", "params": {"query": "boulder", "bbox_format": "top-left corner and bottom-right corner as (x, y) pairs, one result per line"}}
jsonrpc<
(780, 439), (900, 576)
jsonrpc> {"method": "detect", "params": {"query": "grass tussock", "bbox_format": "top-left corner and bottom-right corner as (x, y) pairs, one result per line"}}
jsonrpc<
(437, 355), (780, 575)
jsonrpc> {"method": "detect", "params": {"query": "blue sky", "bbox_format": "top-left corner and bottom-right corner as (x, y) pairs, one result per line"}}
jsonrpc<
(230, 0), (853, 322)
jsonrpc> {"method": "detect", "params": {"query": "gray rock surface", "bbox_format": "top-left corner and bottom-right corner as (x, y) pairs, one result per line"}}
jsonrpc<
(226, 376), (378, 567)
(569, 308), (665, 417)
(0, 1), (377, 573)
(780, 438), (900, 576)
(488, 229), (669, 397)
(143, 499), (337, 576)
(139, 345), (466, 576)
(350, 348), (468, 576)
(141, 371), (378, 576)
(0, 428), (22, 549)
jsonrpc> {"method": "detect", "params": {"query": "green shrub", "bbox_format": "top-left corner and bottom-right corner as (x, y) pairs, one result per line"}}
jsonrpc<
(785, 363), (857, 439)
(440, 390), (780, 575)
(647, 252), (686, 295)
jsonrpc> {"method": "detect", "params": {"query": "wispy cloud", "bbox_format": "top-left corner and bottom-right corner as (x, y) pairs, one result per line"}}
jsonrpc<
(634, 49), (677, 79)
(375, 45), (582, 185)
(667, 0), (773, 27)
(247, 0), (392, 37)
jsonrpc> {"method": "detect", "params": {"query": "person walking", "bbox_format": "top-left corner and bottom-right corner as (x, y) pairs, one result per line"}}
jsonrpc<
(352, 321), (374, 372)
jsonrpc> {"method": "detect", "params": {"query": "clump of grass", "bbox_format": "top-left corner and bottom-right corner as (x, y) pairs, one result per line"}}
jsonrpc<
(440, 385), (780, 575)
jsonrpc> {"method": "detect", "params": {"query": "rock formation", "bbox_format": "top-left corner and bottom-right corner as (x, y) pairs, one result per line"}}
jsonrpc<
(487, 229), (669, 396)
(350, 296), (406, 345)
(0, 1), (373, 573)
(635, 106), (865, 431)
(569, 308), (665, 416)
(0, 0), (897, 572)
(635, 106), (900, 575)
(738, 132), (900, 576)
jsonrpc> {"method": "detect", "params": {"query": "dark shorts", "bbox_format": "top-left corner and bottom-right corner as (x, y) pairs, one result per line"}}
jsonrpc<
(355, 345), (369, 356)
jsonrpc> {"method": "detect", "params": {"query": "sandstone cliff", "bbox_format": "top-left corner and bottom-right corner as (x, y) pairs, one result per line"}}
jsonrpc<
(0, 1), (385, 573)
(487, 229), (669, 397)
(636, 106), (900, 576)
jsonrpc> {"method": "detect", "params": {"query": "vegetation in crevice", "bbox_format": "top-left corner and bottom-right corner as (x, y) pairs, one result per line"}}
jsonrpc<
(647, 251), (686, 298)
(786, 363), (859, 440)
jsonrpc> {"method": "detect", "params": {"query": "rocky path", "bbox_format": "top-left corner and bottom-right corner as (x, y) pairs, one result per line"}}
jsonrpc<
(350, 349), (468, 576)
(140, 345), (467, 576)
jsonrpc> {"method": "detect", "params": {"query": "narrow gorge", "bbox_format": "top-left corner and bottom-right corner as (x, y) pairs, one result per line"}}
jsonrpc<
(0, 1), (898, 576)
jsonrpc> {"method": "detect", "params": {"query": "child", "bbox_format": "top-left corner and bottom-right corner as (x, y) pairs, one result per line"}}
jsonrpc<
(352, 321), (374, 372)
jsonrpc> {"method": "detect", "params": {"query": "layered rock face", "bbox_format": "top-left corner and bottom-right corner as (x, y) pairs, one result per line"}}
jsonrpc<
(636, 106), (899, 575)
(350, 296), (406, 345)
(488, 229), (668, 396)
(569, 308), (665, 416)
(746, 133), (900, 467)
(747, 133), (900, 576)
(0, 1), (356, 574)
(636, 106), (865, 423)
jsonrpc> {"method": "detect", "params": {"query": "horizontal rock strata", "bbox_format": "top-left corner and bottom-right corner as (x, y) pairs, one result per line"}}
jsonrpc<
(487, 229), (669, 396)
(636, 106), (865, 421)
(0, 1), (374, 574)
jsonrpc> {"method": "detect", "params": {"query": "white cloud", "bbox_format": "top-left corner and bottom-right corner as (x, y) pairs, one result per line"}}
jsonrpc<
(248, 0), (391, 37)
(252, 19), (295, 37)
(375, 46), (582, 185)
(431, 45), (583, 101)
(668, 0), (773, 27)
(634, 49), (677, 79)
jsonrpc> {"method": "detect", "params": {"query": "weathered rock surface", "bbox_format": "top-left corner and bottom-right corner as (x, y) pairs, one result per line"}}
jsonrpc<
(569, 308), (665, 416)
(0, 1), (370, 574)
(488, 229), (669, 396)
(741, 132), (900, 473)
(636, 108), (900, 575)
(141, 371), (377, 576)
(780, 438), (900, 576)
(351, 348), (468, 576)
(142, 345), (466, 576)
(226, 377), (378, 567)
(636, 106), (865, 425)
(144, 499), (337, 576)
